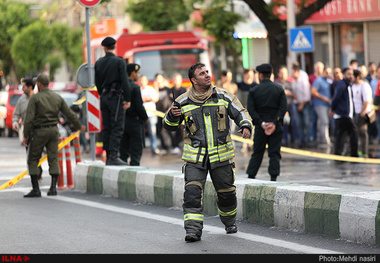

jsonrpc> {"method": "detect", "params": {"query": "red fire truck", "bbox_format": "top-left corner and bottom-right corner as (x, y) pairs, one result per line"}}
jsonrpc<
(85, 30), (214, 87)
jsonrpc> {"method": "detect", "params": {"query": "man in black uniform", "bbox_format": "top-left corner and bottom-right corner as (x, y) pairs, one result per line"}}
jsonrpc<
(246, 63), (287, 181)
(95, 37), (131, 165)
(120, 63), (148, 165)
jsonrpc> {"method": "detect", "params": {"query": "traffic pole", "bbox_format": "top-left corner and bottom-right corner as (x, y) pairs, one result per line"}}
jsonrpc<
(286, 0), (296, 72)
(73, 135), (82, 163)
(77, 0), (102, 161)
(85, 6), (96, 161)
(57, 137), (67, 190)
(65, 143), (74, 189)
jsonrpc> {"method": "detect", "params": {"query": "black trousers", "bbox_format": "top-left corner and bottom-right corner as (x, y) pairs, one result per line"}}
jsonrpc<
(101, 95), (125, 152)
(246, 124), (283, 178)
(120, 117), (144, 166)
(334, 117), (358, 157)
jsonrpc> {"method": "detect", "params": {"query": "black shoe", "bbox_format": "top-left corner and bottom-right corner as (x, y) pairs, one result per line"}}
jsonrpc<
(106, 151), (128, 165)
(270, 175), (277, 181)
(225, 224), (238, 234)
(47, 189), (57, 196)
(185, 233), (201, 242)
(24, 189), (41, 198)
(24, 175), (41, 198)
(47, 174), (58, 196)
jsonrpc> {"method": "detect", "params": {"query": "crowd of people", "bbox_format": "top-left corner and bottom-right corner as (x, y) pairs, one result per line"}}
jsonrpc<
(139, 72), (187, 156)
(138, 59), (380, 159)
(236, 59), (380, 158)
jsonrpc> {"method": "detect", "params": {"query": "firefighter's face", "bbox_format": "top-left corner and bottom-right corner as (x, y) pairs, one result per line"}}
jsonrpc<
(193, 67), (212, 88)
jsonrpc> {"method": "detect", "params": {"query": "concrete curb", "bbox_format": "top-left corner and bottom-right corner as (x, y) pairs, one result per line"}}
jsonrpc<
(74, 162), (380, 246)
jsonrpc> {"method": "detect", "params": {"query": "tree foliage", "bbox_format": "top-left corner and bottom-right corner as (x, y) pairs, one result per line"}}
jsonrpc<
(194, 1), (244, 66)
(11, 21), (53, 78)
(0, 1), (83, 84)
(50, 23), (83, 80)
(126, 0), (192, 31)
(0, 1), (35, 82)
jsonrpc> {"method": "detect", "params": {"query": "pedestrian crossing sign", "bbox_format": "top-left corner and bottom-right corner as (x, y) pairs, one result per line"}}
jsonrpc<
(289, 27), (314, 52)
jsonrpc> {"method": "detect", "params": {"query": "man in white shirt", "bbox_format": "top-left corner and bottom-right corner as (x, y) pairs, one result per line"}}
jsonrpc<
(291, 63), (312, 147)
(139, 75), (159, 154)
(352, 69), (372, 157)
(12, 78), (35, 141)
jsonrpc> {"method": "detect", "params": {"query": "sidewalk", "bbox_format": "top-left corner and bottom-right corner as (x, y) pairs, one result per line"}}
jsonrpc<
(83, 143), (380, 191)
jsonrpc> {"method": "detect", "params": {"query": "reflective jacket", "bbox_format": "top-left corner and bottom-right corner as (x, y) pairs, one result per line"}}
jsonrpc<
(163, 86), (252, 169)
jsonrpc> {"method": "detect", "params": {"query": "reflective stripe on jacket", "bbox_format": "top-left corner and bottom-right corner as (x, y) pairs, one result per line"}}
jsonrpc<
(163, 86), (252, 169)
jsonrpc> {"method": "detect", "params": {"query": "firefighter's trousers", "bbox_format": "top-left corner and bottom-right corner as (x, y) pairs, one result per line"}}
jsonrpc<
(183, 162), (237, 237)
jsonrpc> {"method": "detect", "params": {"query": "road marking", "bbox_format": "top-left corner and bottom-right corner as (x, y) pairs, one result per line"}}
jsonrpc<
(2, 187), (343, 254)
(51, 195), (342, 254)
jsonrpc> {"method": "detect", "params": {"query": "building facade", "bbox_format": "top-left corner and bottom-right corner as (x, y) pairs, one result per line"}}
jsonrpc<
(305, 0), (380, 68)
(232, 0), (269, 81)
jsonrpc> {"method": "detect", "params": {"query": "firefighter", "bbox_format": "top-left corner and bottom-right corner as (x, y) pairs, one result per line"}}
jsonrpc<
(163, 63), (252, 242)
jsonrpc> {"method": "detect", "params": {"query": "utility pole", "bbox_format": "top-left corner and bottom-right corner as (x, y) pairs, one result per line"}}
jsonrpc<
(77, 0), (101, 161)
(287, 0), (296, 71)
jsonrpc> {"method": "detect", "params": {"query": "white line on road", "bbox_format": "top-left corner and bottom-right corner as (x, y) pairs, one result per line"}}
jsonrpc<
(3, 187), (343, 254)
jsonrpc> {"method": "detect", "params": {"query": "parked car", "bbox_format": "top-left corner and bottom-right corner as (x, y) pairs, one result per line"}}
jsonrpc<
(0, 92), (7, 136)
(0, 90), (23, 137)
(54, 91), (80, 138)
(0, 105), (6, 135)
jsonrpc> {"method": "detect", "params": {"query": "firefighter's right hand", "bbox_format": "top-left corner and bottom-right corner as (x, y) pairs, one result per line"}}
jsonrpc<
(171, 106), (181, 117)
(122, 101), (131, 110)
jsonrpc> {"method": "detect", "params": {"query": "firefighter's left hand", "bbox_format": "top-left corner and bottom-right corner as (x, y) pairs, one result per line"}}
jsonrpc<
(238, 128), (251, 139)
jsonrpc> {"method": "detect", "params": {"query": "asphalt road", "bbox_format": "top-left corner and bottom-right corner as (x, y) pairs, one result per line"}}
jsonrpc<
(1, 186), (379, 255)
(0, 137), (380, 255)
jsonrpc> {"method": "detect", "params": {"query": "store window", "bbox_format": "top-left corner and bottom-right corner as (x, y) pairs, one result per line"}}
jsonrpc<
(339, 23), (364, 67)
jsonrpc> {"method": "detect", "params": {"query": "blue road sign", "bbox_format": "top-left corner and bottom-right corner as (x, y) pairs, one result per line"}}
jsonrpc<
(289, 27), (314, 52)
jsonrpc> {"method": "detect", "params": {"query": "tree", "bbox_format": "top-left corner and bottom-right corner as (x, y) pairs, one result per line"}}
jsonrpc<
(0, 1), (35, 84)
(194, 1), (244, 67)
(10, 21), (54, 78)
(10, 21), (83, 81)
(126, 0), (192, 31)
(50, 23), (83, 80)
(243, 0), (333, 73)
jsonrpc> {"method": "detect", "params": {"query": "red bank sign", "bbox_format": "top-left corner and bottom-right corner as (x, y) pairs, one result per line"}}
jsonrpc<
(306, 0), (380, 23)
